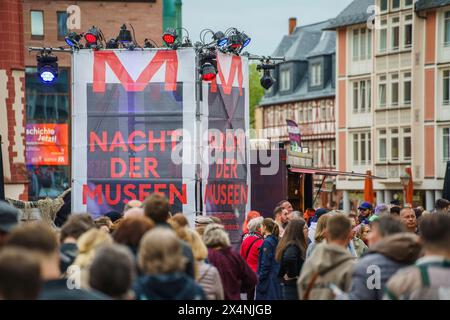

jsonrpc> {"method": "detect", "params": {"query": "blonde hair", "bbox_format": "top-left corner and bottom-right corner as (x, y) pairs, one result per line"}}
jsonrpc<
(314, 213), (331, 243)
(203, 224), (230, 248)
(138, 228), (186, 275)
(188, 229), (208, 261)
(73, 228), (113, 269)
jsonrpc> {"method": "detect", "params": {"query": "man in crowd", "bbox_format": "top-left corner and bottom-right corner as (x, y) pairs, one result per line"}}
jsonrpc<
(385, 214), (450, 299)
(399, 207), (418, 234)
(345, 216), (421, 300)
(59, 218), (92, 273)
(278, 200), (294, 215)
(143, 193), (195, 278)
(4, 222), (107, 299)
(434, 199), (450, 214)
(298, 213), (355, 300)
(357, 202), (373, 224)
(0, 201), (19, 248)
(273, 206), (289, 237)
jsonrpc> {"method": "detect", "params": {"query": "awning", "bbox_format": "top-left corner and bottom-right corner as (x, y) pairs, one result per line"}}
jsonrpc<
(288, 166), (386, 179)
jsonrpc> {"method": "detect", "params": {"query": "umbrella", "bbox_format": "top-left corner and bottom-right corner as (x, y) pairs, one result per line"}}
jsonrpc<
(405, 167), (414, 205)
(443, 161), (450, 201)
(364, 170), (374, 205)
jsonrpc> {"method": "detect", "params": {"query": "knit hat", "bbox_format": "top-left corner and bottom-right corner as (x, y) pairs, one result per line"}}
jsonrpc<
(195, 215), (214, 226)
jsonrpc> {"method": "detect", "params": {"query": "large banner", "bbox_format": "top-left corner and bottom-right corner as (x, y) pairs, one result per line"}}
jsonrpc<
(202, 52), (250, 247)
(72, 49), (197, 225)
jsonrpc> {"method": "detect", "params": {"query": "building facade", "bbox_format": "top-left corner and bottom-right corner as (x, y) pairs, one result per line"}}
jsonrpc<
(255, 19), (339, 208)
(330, 0), (450, 211)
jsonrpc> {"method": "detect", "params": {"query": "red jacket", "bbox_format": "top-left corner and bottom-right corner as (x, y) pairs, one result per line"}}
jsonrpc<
(240, 233), (264, 273)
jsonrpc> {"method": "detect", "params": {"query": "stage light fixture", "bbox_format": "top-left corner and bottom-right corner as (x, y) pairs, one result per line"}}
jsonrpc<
(241, 32), (251, 48)
(144, 38), (155, 48)
(84, 26), (99, 45)
(37, 52), (58, 83)
(257, 63), (276, 90)
(200, 50), (217, 81)
(213, 31), (228, 47)
(117, 24), (133, 44)
(65, 32), (82, 47)
(162, 28), (177, 46)
(106, 38), (118, 49)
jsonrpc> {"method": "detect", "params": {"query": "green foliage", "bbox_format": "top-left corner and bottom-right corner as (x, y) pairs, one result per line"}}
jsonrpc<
(249, 63), (265, 129)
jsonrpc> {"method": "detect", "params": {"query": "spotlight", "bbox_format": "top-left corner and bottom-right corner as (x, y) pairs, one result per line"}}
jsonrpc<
(162, 28), (177, 46)
(241, 32), (251, 48)
(106, 38), (118, 49)
(229, 33), (242, 50)
(117, 24), (132, 44)
(257, 63), (276, 90)
(84, 26), (99, 45)
(65, 31), (82, 47)
(144, 38), (155, 48)
(213, 31), (228, 47)
(200, 50), (217, 81)
(37, 52), (58, 83)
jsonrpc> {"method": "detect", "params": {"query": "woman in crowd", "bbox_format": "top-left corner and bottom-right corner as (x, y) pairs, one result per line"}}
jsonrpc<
(203, 224), (257, 300)
(306, 213), (330, 258)
(275, 219), (308, 300)
(71, 228), (113, 289)
(112, 216), (155, 258)
(187, 228), (224, 300)
(356, 223), (370, 246)
(242, 211), (261, 237)
(255, 218), (282, 300)
(133, 228), (205, 300)
(349, 214), (368, 257)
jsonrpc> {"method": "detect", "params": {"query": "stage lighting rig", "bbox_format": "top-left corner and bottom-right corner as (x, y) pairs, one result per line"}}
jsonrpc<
(65, 32), (82, 49)
(36, 50), (58, 83)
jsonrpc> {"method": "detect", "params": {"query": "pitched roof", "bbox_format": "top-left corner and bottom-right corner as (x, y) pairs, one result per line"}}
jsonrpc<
(325, 0), (374, 30)
(415, 0), (450, 11)
(307, 31), (336, 58)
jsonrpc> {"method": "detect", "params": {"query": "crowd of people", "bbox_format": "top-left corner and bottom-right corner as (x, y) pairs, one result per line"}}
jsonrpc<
(0, 195), (450, 300)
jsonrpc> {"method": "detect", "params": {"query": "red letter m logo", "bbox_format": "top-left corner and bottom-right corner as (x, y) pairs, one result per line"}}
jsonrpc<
(93, 51), (178, 92)
(211, 54), (243, 96)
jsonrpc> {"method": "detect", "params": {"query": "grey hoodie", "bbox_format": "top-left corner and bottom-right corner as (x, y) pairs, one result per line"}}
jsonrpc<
(298, 242), (355, 300)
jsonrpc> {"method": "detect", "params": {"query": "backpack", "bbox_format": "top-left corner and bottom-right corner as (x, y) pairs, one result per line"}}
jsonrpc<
(407, 261), (450, 300)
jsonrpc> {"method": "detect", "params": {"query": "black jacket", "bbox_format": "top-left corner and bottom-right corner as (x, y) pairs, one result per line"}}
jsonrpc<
(278, 244), (304, 286)
(39, 279), (109, 300)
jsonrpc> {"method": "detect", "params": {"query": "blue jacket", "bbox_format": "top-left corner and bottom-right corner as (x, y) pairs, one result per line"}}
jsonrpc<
(255, 235), (282, 300)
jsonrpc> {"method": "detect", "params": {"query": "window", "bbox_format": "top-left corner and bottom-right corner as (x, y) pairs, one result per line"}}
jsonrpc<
(446, 12), (450, 47)
(444, 70), (450, 105)
(379, 75), (387, 107)
(368, 30), (372, 59)
(353, 28), (372, 61)
(352, 132), (372, 165)
(404, 15), (413, 48)
(403, 128), (411, 160)
(444, 128), (450, 161)
(57, 11), (68, 39)
(352, 79), (371, 113)
(379, 129), (387, 162)
(379, 20), (388, 53)
(405, 0), (413, 7)
(298, 109), (303, 123)
(392, 0), (400, 10)
(391, 17), (400, 50)
(391, 74), (399, 106)
(311, 63), (322, 86)
(31, 10), (44, 37)
(280, 69), (290, 92)
(404, 72), (412, 105)
(380, 0), (388, 11)
(391, 128), (399, 161)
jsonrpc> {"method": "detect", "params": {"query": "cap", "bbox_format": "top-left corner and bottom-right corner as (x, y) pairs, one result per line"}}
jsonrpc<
(0, 201), (20, 233)
(195, 215), (214, 226)
(358, 202), (373, 211)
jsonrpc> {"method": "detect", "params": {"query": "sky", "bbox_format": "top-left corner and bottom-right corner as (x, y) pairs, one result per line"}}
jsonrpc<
(183, 0), (353, 56)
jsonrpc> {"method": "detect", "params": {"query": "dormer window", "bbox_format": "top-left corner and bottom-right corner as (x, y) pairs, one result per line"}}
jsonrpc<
(311, 63), (322, 86)
(280, 69), (291, 92)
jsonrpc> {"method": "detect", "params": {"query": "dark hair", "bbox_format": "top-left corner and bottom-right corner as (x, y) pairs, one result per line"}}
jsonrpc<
(60, 219), (91, 243)
(419, 213), (450, 250)
(370, 216), (405, 237)
(5, 222), (58, 255)
(275, 219), (307, 262)
(273, 206), (284, 219)
(0, 247), (42, 300)
(262, 218), (279, 238)
(144, 193), (170, 224)
(89, 244), (135, 299)
(326, 213), (352, 241)
(435, 199), (450, 210)
(66, 213), (96, 229)
(112, 216), (154, 249)
(276, 200), (289, 207)
(390, 206), (401, 216)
